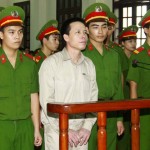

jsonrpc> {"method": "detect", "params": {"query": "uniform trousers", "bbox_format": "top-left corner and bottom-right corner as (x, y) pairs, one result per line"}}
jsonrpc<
(0, 117), (34, 150)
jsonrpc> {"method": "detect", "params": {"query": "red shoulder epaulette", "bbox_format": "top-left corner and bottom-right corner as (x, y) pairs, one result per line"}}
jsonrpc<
(34, 55), (41, 63)
(23, 52), (34, 60)
(133, 46), (144, 54)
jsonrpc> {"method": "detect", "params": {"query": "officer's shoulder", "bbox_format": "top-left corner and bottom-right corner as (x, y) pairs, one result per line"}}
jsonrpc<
(23, 52), (34, 61)
(34, 55), (42, 63)
(133, 46), (145, 55)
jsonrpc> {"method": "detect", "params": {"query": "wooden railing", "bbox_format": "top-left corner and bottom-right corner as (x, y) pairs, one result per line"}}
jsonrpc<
(47, 99), (150, 150)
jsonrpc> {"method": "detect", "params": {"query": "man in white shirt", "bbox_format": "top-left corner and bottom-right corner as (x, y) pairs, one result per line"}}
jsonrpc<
(39, 17), (98, 150)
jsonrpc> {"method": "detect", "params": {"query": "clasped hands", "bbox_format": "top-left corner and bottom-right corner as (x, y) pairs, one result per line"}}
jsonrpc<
(68, 128), (90, 147)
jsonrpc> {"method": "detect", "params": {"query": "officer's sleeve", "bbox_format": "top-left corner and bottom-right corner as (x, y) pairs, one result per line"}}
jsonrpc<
(127, 54), (140, 84)
(39, 59), (55, 122)
(113, 54), (124, 121)
(31, 62), (39, 93)
(82, 63), (98, 131)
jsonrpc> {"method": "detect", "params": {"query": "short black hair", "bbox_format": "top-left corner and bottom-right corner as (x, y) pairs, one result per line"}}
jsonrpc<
(61, 17), (86, 36)
(60, 17), (86, 48)
(143, 23), (150, 29)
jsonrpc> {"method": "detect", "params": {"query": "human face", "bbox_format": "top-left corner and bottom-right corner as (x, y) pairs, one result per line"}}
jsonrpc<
(122, 39), (137, 52)
(0, 26), (23, 50)
(87, 21), (108, 44)
(44, 33), (60, 52)
(144, 27), (150, 38)
(64, 21), (87, 51)
(107, 24), (115, 37)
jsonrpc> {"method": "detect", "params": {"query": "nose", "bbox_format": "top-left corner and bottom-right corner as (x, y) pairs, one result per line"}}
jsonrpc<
(81, 32), (87, 39)
(98, 27), (103, 33)
(15, 32), (20, 39)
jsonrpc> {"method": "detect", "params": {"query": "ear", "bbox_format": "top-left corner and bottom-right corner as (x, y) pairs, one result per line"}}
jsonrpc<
(0, 31), (4, 40)
(144, 27), (148, 34)
(43, 37), (47, 44)
(86, 27), (89, 34)
(63, 34), (69, 42)
(121, 41), (125, 46)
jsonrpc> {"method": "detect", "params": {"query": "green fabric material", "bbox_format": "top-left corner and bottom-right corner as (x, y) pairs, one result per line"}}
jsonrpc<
(0, 6), (25, 22)
(127, 41), (150, 98)
(35, 49), (46, 71)
(0, 118), (34, 150)
(107, 41), (128, 72)
(127, 41), (150, 150)
(0, 48), (38, 120)
(83, 41), (124, 150)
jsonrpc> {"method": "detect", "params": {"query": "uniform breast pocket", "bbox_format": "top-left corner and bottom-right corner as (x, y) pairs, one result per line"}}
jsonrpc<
(0, 86), (10, 99)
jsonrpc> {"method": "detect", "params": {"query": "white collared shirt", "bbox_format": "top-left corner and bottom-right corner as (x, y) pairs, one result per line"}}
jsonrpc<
(39, 48), (98, 131)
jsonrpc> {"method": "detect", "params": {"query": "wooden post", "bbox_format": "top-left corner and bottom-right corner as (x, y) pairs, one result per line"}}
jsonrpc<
(131, 109), (140, 150)
(59, 113), (68, 150)
(97, 112), (107, 150)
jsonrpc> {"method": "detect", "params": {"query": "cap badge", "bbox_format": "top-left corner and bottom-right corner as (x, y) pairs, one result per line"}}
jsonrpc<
(11, 10), (19, 17)
(95, 6), (102, 12)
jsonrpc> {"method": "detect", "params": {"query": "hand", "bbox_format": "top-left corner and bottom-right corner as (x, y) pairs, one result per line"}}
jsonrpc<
(68, 129), (80, 147)
(78, 128), (90, 146)
(34, 130), (42, 147)
(117, 121), (124, 136)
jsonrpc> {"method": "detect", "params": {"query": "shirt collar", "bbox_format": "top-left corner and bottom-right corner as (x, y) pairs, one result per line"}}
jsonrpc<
(62, 47), (85, 64)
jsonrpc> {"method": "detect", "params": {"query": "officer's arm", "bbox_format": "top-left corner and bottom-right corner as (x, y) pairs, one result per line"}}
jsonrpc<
(130, 80), (138, 99)
(31, 93), (42, 146)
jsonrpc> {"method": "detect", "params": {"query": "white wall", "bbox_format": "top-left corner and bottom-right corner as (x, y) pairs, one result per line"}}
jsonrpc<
(30, 0), (56, 50)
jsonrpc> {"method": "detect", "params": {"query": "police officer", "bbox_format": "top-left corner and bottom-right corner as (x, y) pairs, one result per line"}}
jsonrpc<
(82, 3), (124, 150)
(35, 20), (60, 70)
(117, 25), (138, 150)
(0, 6), (42, 150)
(127, 10), (150, 150)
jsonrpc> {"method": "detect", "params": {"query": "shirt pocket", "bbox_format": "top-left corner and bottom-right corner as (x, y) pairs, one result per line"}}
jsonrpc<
(0, 86), (10, 99)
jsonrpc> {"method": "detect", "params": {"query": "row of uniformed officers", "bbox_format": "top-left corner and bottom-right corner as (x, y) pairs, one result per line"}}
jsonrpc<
(0, 2), (150, 150)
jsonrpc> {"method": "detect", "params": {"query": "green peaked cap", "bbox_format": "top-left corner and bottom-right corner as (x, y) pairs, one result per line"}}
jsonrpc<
(109, 11), (117, 24)
(118, 25), (138, 40)
(36, 19), (59, 41)
(0, 6), (25, 27)
(138, 9), (150, 27)
(83, 3), (110, 23)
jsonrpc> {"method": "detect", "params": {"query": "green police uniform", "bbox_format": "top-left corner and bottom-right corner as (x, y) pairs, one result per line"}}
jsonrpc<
(127, 42), (150, 150)
(117, 51), (131, 150)
(127, 12), (150, 149)
(35, 19), (59, 70)
(83, 3), (123, 150)
(83, 41), (124, 150)
(0, 48), (38, 150)
(117, 25), (138, 150)
(0, 6), (39, 150)
(34, 50), (46, 71)
(35, 20), (59, 150)
(107, 41), (127, 72)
